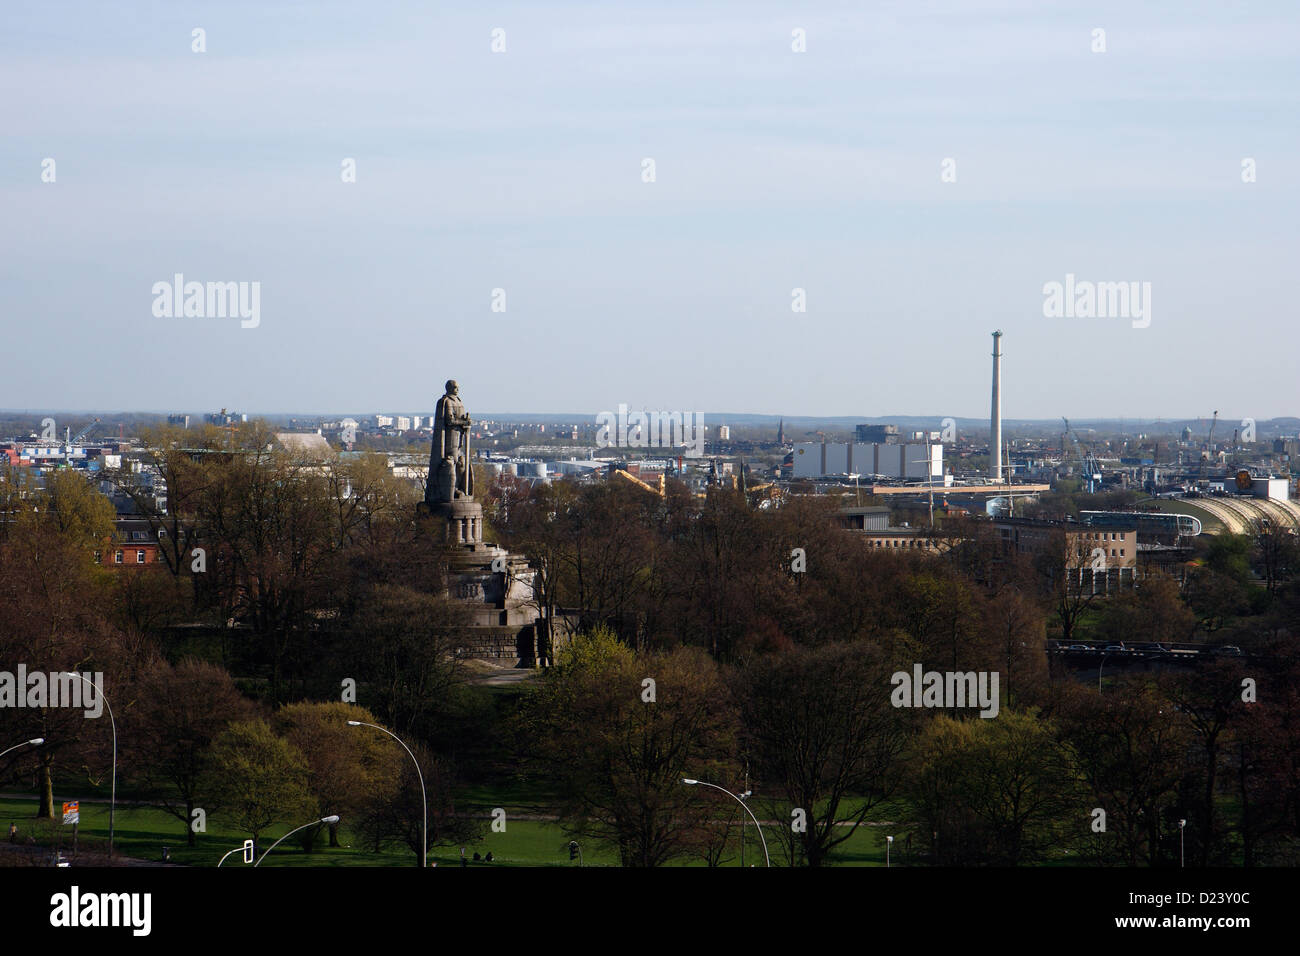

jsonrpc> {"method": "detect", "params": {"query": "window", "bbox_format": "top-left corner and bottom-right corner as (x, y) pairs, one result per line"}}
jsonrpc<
(136, 550), (146, 563)
(93, 551), (102, 564)
(114, 550), (123, 564)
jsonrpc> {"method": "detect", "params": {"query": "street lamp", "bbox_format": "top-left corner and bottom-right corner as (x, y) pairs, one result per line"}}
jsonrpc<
(348, 720), (427, 868)
(1098, 653), (1109, 694)
(1179, 819), (1186, 868)
(254, 816), (340, 867)
(886, 834), (893, 868)
(738, 790), (752, 869)
(218, 839), (255, 867)
(681, 778), (770, 868)
(0, 738), (44, 761)
(63, 672), (115, 858)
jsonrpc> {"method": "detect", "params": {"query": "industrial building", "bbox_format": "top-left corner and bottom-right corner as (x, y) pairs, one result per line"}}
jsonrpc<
(792, 441), (943, 480)
(855, 424), (899, 444)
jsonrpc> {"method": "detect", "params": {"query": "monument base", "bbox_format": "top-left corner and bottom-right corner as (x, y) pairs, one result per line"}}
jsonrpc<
(419, 497), (484, 547)
(419, 496), (544, 665)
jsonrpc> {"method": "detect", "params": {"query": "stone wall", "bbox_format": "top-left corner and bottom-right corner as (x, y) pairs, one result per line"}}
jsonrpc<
(452, 624), (536, 664)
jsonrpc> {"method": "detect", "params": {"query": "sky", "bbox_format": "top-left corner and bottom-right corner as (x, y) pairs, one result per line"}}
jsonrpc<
(2, 1), (1297, 422)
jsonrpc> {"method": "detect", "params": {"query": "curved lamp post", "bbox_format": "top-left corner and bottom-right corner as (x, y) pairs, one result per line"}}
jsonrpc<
(254, 815), (340, 867)
(217, 840), (254, 867)
(0, 738), (44, 761)
(63, 672), (115, 858)
(738, 789), (752, 868)
(348, 720), (427, 868)
(682, 778), (770, 868)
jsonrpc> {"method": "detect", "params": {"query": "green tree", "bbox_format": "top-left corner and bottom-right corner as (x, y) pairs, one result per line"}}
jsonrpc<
(274, 702), (404, 848)
(907, 710), (1081, 865)
(736, 642), (916, 866)
(342, 584), (468, 741)
(205, 719), (316, 845)
(0, 520), (120, 818)
(354, 741), (481, 865)
(1057, 679), (1190, 865)
(132, 658), (256, 845)
(519, 628), (737, 866)
(38, 469), (117, 548)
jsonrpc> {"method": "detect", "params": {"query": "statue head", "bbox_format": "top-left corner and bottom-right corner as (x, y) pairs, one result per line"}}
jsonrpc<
(445, 379), (458, 396)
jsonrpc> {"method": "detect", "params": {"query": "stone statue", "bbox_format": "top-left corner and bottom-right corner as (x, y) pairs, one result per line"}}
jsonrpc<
(427, 379), (473, 504)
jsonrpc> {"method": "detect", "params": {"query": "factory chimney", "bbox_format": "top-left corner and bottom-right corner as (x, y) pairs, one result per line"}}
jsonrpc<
(990, 330), (1003, 483)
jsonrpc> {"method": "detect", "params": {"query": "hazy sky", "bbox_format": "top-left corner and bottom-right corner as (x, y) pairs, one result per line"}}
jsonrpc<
(2, 1), (1296, 421)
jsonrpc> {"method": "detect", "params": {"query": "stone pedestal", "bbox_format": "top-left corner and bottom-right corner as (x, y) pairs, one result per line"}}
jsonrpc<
(428, 498), (484, 546)
(420, 498), (541, 665)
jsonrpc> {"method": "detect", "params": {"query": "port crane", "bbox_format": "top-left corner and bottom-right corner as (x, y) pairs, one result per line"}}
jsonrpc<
(64, 418), (101, 448)
(1062, 417), (1102, 493)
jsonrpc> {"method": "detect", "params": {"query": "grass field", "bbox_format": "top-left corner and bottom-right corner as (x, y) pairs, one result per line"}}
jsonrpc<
(0, 796), (897, 867)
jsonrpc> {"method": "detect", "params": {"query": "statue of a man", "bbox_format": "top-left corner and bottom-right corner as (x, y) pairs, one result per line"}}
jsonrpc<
(427, 379), (473, 503)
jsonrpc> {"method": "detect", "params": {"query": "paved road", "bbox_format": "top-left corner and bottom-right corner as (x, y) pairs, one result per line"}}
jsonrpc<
(465, 662), (542, 686)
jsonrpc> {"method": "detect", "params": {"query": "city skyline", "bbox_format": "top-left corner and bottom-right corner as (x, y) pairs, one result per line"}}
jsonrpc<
(3, 1), (1296, 416)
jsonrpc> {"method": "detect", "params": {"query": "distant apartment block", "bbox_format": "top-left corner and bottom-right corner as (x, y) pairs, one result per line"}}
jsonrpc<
(204, 409), (246, 426)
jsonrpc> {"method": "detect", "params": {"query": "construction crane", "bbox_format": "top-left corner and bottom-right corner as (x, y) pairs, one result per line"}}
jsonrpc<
(65, 418), (101, 448)
(611, 468), (665, 497)
(1062, 417), (1102, 493)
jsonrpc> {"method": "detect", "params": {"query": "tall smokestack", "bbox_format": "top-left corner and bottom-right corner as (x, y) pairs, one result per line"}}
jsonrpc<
(990, 330), (1003, 483)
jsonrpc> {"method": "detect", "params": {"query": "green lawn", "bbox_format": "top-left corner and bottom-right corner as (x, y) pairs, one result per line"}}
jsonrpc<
(0, 796), (899, 867)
